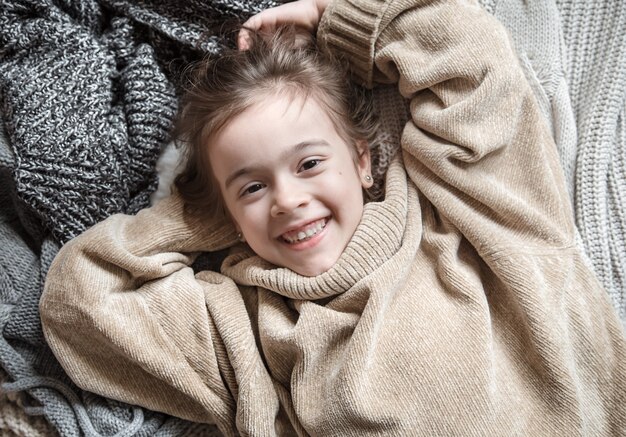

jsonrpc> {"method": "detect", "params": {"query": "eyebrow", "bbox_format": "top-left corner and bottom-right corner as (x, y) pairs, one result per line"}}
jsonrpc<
(224, 139), (330, 189)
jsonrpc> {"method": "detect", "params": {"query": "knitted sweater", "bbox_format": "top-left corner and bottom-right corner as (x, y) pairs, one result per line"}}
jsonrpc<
(40, 0), (626, 435)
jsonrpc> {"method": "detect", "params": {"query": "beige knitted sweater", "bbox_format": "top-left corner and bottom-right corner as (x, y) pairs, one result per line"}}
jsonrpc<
(40, 0), (626, 435)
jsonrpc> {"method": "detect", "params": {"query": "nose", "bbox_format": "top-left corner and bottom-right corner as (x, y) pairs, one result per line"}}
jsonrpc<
(270, 179), (311, 217)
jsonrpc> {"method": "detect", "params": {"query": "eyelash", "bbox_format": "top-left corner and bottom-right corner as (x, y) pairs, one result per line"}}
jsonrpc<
(298, 158), (321, 172)
(242, 183), (266, 196)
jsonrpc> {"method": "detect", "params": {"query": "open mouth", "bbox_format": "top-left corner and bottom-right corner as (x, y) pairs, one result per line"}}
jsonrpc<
(280, 217), (329, 244)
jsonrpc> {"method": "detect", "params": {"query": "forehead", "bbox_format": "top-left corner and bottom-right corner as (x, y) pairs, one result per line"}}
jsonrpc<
(208, 94), (344, 170)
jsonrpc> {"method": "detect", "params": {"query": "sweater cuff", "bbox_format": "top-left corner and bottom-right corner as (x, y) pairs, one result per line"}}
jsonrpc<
(317, 0), (391, 87)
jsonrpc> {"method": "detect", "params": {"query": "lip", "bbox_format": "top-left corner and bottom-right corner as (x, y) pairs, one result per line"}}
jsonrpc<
(277, 217), (331, 251)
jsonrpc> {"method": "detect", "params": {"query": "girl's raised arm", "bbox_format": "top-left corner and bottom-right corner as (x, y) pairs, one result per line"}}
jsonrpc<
(316, 0), (576, 253)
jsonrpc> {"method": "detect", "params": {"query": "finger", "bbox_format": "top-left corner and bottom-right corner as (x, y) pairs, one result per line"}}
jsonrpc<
(237, 28), (252, 51)
(238, 11), (275, 51)
(242, 9), (277, 31)
(237, 1), (319, 51)
(244, 2), (317, 32)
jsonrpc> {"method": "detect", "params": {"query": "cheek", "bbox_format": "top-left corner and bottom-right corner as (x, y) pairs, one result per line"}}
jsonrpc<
(233, 204), (268, 236)
(219, 195), (241, 229)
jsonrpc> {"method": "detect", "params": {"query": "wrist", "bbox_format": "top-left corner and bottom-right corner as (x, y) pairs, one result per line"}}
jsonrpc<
(315, 0), (332, 17)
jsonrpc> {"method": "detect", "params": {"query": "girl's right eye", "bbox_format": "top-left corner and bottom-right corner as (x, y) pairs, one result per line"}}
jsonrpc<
(241, 183), (265, 197)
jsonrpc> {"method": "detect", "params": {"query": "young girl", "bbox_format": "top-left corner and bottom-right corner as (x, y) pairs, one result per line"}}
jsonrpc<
(40, 0), (626, 435)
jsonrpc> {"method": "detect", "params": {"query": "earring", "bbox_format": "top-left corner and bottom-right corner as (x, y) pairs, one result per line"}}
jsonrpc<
(365, 175), (372, 182)
(237, 232), (245, 242)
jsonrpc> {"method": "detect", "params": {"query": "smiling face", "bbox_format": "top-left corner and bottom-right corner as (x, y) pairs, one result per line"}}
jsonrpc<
(208, 93), (372, 276)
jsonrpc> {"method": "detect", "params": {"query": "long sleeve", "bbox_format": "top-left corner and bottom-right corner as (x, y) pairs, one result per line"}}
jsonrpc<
(318, 0), (576, 254)
(40, 194), (240, 427)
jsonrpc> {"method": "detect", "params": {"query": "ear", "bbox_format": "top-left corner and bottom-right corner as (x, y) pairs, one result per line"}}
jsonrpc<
(232, 222), (246, 242)
(223, 208), (245, 242)
(355, 139), (373, 189)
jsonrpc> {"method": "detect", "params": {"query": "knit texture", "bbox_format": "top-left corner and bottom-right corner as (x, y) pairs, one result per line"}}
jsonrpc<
(1, 122), (224, 437)
(554, 0), (626, 324)
(478, 0), (626, 336)
(0, 369), (58, 437)
(40, 0), (626, 435)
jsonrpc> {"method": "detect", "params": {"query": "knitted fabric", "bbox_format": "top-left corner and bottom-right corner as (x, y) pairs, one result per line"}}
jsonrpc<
(0, 369), (57, 437)
(554, 0), (626, 323)
(1, 125), (223, 436)
(0, 0), (273, 435)
(480, 0), (626, 325)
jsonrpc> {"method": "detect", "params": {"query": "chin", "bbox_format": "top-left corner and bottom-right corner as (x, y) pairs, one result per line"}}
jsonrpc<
(290, 258), (337, 277)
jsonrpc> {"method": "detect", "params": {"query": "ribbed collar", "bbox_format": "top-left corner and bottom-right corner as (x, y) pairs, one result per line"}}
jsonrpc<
(221, 156), (412, 300)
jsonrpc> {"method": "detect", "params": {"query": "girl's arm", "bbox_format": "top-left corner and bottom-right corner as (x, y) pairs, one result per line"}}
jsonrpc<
(315, 0), (576, 253)
(242, 0), (575, 251)
(40, 194), (239, 425)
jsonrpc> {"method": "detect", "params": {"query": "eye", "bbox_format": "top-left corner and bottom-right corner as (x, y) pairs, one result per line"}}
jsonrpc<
(299, 159), (321, 172)
(241, 183), (266, 197)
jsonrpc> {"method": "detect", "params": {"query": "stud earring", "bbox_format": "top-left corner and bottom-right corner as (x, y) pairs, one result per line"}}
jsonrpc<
(237, 232), (245, 242)
(365, 175), (372, 182)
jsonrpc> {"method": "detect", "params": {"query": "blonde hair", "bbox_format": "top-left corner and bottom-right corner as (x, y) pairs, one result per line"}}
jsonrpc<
(174, 26), (378, 219)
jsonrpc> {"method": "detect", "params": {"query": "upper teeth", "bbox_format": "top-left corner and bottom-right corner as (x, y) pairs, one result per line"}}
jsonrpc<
(283, 219), (326, 243)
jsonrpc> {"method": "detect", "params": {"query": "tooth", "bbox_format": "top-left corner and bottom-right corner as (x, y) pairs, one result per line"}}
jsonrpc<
(306, 229), (315, 237)
(298, 231), (306, 240)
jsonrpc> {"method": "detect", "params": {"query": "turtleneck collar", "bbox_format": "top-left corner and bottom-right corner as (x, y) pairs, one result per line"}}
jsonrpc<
(221, 155), (416, 300)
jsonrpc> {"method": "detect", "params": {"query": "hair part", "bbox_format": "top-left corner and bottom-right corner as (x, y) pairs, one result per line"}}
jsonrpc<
(173, 26), (379, 220)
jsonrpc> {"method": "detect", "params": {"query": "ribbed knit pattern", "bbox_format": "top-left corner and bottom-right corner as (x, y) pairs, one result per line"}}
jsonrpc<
(39, 0), (626, 436)
(476, 0), (626, 333)
(555, 0), (626, 324)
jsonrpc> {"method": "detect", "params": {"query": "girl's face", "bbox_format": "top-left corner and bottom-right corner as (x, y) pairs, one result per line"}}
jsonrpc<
(209, 94), (372, 276)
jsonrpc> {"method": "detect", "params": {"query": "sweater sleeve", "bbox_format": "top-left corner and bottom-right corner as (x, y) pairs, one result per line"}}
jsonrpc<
(40, 193), (240, 426)
(317, 0), (577, 252)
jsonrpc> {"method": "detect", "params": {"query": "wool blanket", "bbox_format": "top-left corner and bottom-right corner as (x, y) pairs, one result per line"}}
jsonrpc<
(1, 0), (625, 435)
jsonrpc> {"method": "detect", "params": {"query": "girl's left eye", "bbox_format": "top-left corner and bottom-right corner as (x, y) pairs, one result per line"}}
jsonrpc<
(241, 183), (265, 196)
(299, 159), (320, 172)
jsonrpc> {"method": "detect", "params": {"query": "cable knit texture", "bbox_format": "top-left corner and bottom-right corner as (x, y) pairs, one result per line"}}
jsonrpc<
(40, 0), (626, 436)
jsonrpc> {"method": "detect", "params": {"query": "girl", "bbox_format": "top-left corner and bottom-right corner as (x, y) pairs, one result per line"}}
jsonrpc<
(40, 0), (626, 435)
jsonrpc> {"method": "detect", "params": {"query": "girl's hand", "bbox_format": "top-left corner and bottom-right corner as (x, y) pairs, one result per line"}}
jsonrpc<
(238, 0), (331, 50)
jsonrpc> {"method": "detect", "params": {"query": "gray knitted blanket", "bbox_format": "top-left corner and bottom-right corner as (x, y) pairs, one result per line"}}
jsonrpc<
(1, 0), (624, 435)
